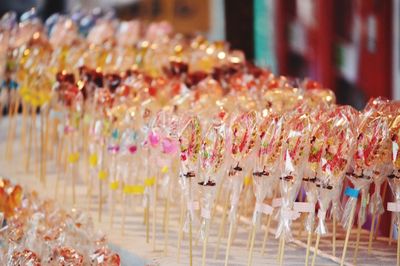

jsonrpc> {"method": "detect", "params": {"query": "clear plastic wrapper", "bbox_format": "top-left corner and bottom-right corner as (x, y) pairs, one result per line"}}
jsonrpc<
(252, 112), (284, 227)
(342, 109), (383, 229)
(388, 112), (400, 224)
(198, 116), (226, 239)
(276, 110), (311, 241)
(227, 111), (257, 223)
(178, 116), (201, 232)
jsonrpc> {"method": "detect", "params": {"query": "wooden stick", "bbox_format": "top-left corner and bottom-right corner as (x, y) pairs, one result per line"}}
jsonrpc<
(389, 213), (394, 245)
(145, 193), (150, 243)
(20, 101), (27, 152)
(397, 222), (400, 266)
(311, 233), (321, 266)
(368, 214), (377, 254)
(214, 192), (230, 259)
(33, 107), (39, 177)
(7, 96), (20, 160)
(224, 220), (235, 266)
(152, 174), (158, 251)
(25, 105), (33, 173)
(189, 214), (193, 266)
(188, 177), (193, 266)
(305, 231), (313, 266)
(201, 219), (210, 266)
(297, 213), (305, 238)
(5, 90), (14, 160)
(353, 222), (362, 264)
(279, 236), (285, 266)
(163, 179), (172, 256)
(177, 196), (185, 262)
(340, 200), (357, 266)
(246, 224), (252, 250)
(110, 190), (115, 228)
(333, 211), (337, 256)
(247, 224), (257, 266)
(277, 234), (283, 263)
(121, 193), (127, 235)
(375, 181), (388, 240)
(40, 108), (45, 185)
(261, 213), (273, 255)
(98, 144), (106, 222)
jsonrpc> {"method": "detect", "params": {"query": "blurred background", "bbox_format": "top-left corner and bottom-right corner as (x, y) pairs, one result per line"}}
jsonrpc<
(0, 0), (398, 109)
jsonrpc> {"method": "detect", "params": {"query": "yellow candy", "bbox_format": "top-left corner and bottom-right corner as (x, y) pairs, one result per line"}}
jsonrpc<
(144, 177), (156, 186)
(109, 180), (119, 190)
(98, 170), (108, 180)
(123, 184), (145, 195)
(161, 166), (169, 174)
(68, 152), (80, 164)
(244, 176), (252, 186)
(89, 154), (98, 167)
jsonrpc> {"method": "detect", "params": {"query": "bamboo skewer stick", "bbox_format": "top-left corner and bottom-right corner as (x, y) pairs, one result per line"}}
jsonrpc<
(305, 231), (313, 266)
(397, 222), (400, 266)
(389, 213), (394, 245)
(177, 195), (185, 262)
(25, 105), (33, 173)
(368, 214), (377, 253)
(340, 200), (357, 266)
(163, 176), (172, 256)
(260, 213), (273, 255)
(224, 220), (235, 266)
(353, 222), (362, 265)
(201, 219), (210, 266)
(152, 174), (158, 251)
(279, 236), (285, 266)
(311, 233), (321, 266)
(247, 224), (257, 266)
(214, 189), (230, 259)
(333, 212), (337, 256)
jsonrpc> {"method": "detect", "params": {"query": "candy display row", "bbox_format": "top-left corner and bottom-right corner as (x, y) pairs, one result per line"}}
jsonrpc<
(0, 9), (399, 266)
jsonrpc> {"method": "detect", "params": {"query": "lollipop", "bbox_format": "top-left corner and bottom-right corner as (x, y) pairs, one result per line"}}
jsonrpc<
(224, 110), (257, 266)
(177, 115), (201, 266)
(248, 112), (284, 266)
(276, 110), (311, 265)
(340, 109), (385, 265)
(311, 106), (356, 264)
(387, 111), (400, 266)
(367, 108), (393, 253)
(198, 115), (226, 266)
(302, 109), (329, 266)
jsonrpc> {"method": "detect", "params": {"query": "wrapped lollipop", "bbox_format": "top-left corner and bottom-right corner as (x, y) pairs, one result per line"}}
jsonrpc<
(340, 109), (385, 265)
(198, 113), (226, 266)
(224, 110), (257, 266)
(276, 110), (311, 265)
(367, 109), (393, 253)
(302, 109), (329, 266)
(248, 112), (284, 266)
(150, 110), (180, 255)
(387, 111), (400, 266)
(311, 106), (356, 264)
(177, 115), (201, 266)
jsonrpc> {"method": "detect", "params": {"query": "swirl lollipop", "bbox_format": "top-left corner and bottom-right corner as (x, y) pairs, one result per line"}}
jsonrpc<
(341, 109), (385, 265)
(177, 115), (201, 266)
(302, 109), (330, 266)
(387, 111), (400, 266)
(224, 110), (257, 266)
(248, 112), (284, 265)
(198, 115), (226, 266)
(310, 107), (356, 264)
(276, 110), (311, 265)
(367, 108), (393, 253)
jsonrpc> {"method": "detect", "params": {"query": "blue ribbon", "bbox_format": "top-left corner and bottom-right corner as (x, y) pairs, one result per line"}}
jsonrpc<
(345, 187), (360, 198)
